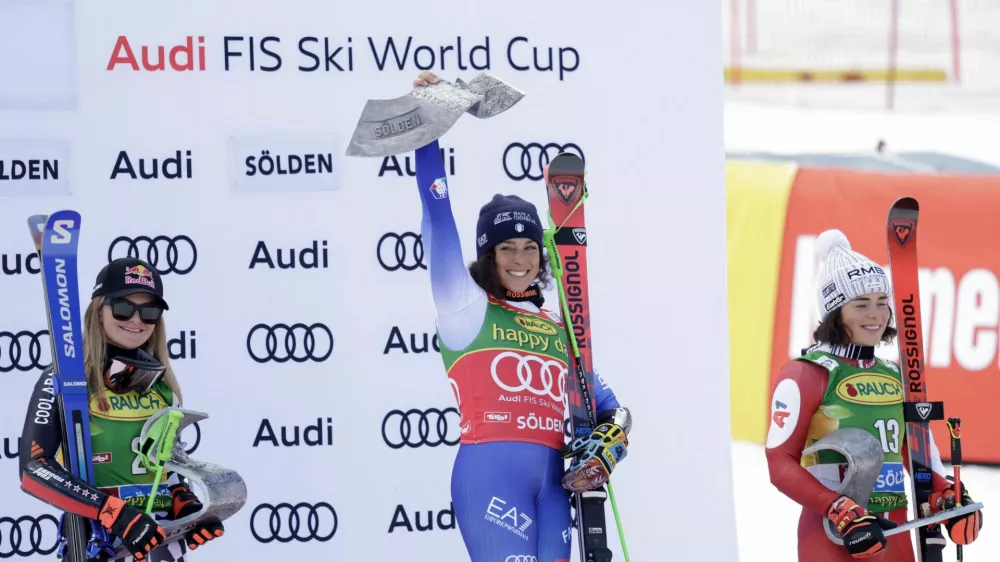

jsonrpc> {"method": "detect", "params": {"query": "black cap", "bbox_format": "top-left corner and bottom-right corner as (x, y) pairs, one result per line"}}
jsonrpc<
(91, 257), (169, 310)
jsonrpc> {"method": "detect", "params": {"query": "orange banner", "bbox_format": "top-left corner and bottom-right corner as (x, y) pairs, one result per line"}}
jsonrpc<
(770, 167), (1000, 464)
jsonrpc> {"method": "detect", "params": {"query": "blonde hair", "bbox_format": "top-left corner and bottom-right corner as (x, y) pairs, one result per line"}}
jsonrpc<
(83, 296), (183, 411)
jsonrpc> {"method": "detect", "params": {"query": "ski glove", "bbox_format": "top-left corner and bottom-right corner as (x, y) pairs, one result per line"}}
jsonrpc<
(560, 420), (629, 493)
(169, 483), (225, 550)
(98, 496), (165, 561)
(826, 495), (897, 559)
(921, 482), (983, 545)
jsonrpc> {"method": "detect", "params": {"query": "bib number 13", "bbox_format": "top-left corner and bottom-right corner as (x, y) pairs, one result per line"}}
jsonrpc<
(873, 419), (900, 454)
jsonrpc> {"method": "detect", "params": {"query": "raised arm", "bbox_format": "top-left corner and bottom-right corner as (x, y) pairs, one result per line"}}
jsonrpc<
(414, 139), (487, 350)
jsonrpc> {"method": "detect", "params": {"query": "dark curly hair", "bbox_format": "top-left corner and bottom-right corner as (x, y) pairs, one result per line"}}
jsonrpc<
(813, 307), (898, 345)
(469, 247), (552, 302)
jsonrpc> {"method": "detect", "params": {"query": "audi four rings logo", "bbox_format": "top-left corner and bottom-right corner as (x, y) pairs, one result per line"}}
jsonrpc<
(108, 235), (197, 275)
(505, 556), (538, 562)
(246, 323), (334, 363)
(0, 330), (50, 372)
(491, 351), (567, 403)
(382, 408), (461, 449)
(502, 143), (585, 181)
(377, 232), (425, 272)
(0, 514), (59, 557)
(250, 502), (338, 543)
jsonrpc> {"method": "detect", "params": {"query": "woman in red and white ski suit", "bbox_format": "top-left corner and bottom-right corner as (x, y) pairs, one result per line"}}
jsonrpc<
(765, 230), (983, 561)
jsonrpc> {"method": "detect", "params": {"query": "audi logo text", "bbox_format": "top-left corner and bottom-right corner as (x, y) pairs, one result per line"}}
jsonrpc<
(0, 514), (59, 557)
(503, 143), (585, 181)
(108, 235), (197, 275)
(382, 408), (460, 449)
(377, 232), (425, 272)
(250, 502), (338, 543)
(0, 330), (50, 372)
(246, 323), (334, 363)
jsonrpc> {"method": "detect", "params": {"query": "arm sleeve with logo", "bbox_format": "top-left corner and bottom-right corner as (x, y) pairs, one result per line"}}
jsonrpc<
(415, 139), (488, 350)
(18, 368), (110, 520)
(592, 370), (621, 415)
(764, 360), (841, 515)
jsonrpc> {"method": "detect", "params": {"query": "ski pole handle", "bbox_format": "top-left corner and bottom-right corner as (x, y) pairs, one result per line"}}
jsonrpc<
(947, 417), (963, 561)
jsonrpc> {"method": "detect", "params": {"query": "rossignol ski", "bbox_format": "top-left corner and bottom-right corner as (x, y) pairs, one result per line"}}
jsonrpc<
(542, 153), (629, 562)
(886, 196), (946, 562)
(28, 211), (97, 562)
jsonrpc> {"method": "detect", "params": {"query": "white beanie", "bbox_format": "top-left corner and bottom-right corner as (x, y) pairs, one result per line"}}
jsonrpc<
(815, 229), (891, 318)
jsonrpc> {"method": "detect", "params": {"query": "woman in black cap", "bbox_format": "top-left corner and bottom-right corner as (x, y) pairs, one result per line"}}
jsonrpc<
(18, 257), (224, 561)
(408, 70), (633, 562)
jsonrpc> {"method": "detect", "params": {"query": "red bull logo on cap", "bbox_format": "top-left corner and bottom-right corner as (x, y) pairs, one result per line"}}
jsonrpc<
(124, 264), (155, 289)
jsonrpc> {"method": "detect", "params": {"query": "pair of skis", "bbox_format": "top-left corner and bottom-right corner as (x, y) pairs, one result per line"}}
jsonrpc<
(542, 153), (630, 562)
(27, 211), (100, 562)
(887, 197), (982, 562)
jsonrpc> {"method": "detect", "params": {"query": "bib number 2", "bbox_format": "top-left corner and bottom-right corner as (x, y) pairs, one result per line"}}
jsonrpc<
(873, 419), (900, 454)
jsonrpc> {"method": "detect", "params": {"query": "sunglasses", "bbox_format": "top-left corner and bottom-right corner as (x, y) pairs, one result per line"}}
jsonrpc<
(104, 297), (164, 325)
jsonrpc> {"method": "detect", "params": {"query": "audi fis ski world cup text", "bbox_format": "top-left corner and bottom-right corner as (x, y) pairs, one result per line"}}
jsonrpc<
(108, 235), (197, 275)
(107, 36), (580, 80)
(503, 143), (584, 181)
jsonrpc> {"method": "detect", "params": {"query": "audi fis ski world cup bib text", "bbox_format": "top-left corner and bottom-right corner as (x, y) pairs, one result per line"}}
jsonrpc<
(107, 35), (580, 80)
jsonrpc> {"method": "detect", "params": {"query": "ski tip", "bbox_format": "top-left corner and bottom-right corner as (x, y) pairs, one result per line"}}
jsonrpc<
(890, 196), (919, 212)
(543, 152), (585, 184)
(27, 215), (48, 248)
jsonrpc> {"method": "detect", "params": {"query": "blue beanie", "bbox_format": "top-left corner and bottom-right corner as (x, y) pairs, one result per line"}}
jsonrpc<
(475, 194), (544, 258)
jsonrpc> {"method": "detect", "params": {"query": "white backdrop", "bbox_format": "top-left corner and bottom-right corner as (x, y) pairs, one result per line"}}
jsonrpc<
(0, 0), (734, 560)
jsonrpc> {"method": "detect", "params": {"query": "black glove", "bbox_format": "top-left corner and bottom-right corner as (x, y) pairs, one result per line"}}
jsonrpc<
(826, 495), (898, 558)
(169, 483), (225, 550)
(98, 496), (165, 561)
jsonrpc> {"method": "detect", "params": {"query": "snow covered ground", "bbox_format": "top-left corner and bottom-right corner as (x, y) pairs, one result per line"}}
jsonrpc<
(731, 441), (1000, 561)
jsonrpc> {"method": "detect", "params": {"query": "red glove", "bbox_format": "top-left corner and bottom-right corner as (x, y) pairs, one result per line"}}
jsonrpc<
(169, 483), (225, 550)
(922, 483), (983, 545)
(826, 495), (897, 558)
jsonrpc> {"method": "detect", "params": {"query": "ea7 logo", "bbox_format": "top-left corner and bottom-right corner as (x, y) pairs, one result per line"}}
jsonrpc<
(50, 220), (75, 244)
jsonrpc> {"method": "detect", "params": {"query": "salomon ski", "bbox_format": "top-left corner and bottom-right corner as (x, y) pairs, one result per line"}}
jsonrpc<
(886, 197), (945, 562)
(542, 153), (619, 562)
(28, 211), (95, 562)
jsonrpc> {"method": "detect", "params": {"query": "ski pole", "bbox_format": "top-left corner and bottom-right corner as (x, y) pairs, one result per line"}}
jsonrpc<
(947, 417), (963, 561)
(142, 410), (184, 514)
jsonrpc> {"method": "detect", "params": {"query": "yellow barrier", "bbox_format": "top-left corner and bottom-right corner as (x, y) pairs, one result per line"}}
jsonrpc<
(726, 160), (798, 443)
(724, 68), (948, 83)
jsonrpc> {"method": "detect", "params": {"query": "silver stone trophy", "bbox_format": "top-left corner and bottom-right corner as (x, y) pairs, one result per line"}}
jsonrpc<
(809, 428), (984, 546)
(107, 407), (247, 561)
(345, 72), (525, 158)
